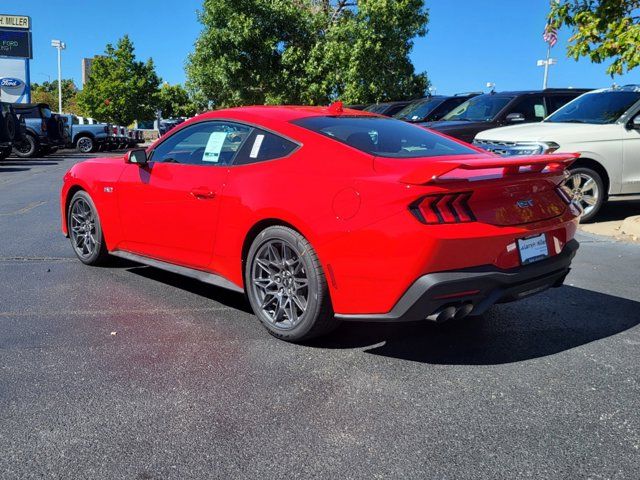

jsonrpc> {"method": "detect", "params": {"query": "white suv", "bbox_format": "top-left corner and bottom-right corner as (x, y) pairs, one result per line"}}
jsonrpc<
(473, 86), (640, 221)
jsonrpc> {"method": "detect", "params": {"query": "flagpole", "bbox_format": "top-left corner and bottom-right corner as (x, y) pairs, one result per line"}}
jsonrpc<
(543, 45), (550, 89)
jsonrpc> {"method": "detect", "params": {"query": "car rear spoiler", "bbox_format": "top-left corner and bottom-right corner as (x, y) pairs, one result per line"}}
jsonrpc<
(400, 153), (579, 185)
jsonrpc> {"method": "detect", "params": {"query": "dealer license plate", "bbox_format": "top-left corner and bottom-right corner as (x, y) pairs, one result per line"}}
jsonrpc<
(517, 233), (549, 265)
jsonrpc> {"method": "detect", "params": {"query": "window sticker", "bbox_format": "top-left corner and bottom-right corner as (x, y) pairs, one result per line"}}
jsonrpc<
(249, 134), (265, 158)
(534, 104), (546, 118)
(203, 131), (228, 162)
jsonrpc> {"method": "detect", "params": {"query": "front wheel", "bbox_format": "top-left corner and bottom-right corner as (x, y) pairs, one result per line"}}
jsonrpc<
(566, 167), (605, 223)
(13, 134), (38, 158)
(245, 226), (338, 342)
(67, 191), (110, 265)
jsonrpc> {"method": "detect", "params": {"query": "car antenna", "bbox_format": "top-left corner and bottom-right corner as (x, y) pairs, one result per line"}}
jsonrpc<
(328, 101), (344, 115)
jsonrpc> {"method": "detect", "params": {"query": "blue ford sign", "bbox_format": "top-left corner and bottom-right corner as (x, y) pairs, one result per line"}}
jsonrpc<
(0, 77), (23, 88)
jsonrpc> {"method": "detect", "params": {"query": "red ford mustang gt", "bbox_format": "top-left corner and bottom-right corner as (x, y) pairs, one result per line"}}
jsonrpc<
(61, 104), (581, 341)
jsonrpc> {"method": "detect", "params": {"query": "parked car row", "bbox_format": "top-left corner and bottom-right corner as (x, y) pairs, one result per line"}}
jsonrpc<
(0, 102), (146, 159)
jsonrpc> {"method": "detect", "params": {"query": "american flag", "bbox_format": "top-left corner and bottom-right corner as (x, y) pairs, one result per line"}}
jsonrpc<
(543, 24), (558, 47)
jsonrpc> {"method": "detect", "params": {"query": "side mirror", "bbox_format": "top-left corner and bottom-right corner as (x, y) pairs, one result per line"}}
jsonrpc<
(125, 148), (148, 165)
(506, 112), (525, 123)
(630, 116), (640, 130)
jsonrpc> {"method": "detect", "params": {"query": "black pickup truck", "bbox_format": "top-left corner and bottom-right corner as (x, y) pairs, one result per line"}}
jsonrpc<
(12, 103), (67, 158)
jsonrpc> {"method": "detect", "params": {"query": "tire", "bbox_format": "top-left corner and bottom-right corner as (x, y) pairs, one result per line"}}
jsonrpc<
(566, 167), (605, 223)
(76, 136), (95, 153)
(245, 226), (338, 342)
(13, 134), (38, 158)
(67, 190), (110, 266)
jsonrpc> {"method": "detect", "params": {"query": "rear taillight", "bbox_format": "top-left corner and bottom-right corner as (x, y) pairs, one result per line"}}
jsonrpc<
(556, 185), (572, 205)
(41, 120), (47, 132)
(410, 192), (475, 224)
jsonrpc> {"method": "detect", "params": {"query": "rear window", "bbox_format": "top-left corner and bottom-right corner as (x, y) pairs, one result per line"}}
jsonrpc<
(293, 116), (477, 158)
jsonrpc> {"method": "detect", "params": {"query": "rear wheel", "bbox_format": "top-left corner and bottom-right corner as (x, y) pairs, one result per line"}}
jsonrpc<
(13, 134), (38, 158)
(566, 167), (604, 223)
(245, 226), (337, 342)
(67, 191), (109, 265)
(77, 136), (95, 153)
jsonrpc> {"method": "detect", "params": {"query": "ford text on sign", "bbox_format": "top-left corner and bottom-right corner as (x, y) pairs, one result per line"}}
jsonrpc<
(0, 30), (32, 58)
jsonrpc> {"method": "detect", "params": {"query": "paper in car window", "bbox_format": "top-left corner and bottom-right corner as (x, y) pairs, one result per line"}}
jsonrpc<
(534, 104), (546, 118)
(250, 134), (265, 158)
(203, 132), (227, 162)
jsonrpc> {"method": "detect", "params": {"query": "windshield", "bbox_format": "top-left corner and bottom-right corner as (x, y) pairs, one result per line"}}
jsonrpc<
(394, 98), (444, 122)
(546, 91), (640, 124)
(443, 95), (514, 122)
(364, 104), (390, 114)
(292, 116), (477, 158)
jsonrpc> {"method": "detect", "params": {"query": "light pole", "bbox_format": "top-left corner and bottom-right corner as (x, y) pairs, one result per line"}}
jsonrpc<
(51, 39), (66, 113)
(537, 47), (557, 89)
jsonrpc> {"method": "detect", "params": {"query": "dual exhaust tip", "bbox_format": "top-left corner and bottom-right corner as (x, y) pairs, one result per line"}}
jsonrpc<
(427, 303), (474, 323)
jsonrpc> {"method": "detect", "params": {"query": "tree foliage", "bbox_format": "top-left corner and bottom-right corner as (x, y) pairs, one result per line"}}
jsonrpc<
(186, 0), (429, 107)
(77, 35), (161, 125)
(31, 79), (81, 114)
(157, 83), (199, 118)
(549, 0), (640, 75)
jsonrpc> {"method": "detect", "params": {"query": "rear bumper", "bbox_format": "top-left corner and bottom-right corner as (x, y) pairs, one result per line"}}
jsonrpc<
(335, 239), (579, 322)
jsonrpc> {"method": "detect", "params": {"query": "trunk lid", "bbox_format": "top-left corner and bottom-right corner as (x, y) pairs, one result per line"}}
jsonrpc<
(375, 153), (578, 226)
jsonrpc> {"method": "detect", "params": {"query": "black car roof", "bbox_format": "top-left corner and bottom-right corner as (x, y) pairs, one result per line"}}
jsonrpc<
(13, 103), (52, 110)
(482, 88), (592, 97)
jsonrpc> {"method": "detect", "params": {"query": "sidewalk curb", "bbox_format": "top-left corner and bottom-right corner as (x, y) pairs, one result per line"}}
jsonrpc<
(620, 215), (640, 239)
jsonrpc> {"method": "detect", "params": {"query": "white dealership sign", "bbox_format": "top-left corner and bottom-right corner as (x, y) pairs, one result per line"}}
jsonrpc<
(0, 15), (29, 29)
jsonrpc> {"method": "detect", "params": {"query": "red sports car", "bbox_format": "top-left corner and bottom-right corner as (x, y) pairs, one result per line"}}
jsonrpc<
(61, 104), (581, 341)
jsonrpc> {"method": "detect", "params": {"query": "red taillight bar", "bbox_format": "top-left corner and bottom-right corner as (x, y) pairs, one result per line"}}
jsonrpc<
(410, 192), (475, 225)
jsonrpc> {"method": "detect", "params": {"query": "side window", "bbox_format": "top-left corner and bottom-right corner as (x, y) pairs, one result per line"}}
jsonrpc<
(234, 129), (298, 165)
(150, 121), (253, 166)
(546, 95), (577, 115)
(509, 95), (546, 121)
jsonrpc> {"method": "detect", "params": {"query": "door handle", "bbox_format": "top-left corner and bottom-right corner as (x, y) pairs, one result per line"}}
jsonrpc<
(190, 189), (216, 200)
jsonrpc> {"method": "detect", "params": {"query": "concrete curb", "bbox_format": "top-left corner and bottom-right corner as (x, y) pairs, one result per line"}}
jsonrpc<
(620, 215), (640, 239)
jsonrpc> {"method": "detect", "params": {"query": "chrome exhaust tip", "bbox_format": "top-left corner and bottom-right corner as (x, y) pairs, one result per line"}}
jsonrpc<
(427, 306), (457, 323)
(454, 303), (474, 320)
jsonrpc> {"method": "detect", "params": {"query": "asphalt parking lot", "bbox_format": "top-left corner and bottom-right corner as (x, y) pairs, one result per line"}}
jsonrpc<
(1, 152), (639, 479)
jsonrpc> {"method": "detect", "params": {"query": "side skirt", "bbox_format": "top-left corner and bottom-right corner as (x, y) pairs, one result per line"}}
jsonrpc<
(110, 250), (244, 293)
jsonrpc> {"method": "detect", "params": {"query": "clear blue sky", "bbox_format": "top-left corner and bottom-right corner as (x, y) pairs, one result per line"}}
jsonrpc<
(8, 0), (637, 95)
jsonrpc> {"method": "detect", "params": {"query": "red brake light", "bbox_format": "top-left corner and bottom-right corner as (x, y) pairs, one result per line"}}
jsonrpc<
(410, 192), (475, 225)
(41, 120), (47, 132)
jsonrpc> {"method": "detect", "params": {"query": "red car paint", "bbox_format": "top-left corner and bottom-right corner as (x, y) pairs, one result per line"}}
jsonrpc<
(61, 106), (580, 317)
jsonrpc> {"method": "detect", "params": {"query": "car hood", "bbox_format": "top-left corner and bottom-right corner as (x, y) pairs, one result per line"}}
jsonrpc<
(475, 122), (619, 143)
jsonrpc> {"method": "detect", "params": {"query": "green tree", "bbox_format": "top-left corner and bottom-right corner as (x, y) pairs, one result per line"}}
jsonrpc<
(157, 83), (199, 118)
(186, 0), (429, 107)
(31, 79), (81, 114)
(77, 35), (161, 125)
(549, 0), (640, 75)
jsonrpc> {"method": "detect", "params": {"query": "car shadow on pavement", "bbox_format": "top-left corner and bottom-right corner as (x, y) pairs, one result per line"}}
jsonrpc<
(125, 264), (253, 313)
(0, 161), (60, 167)
(0, 167), (30, 173)
(310, 286), (640, 365)
(593, 200), (640, 222)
